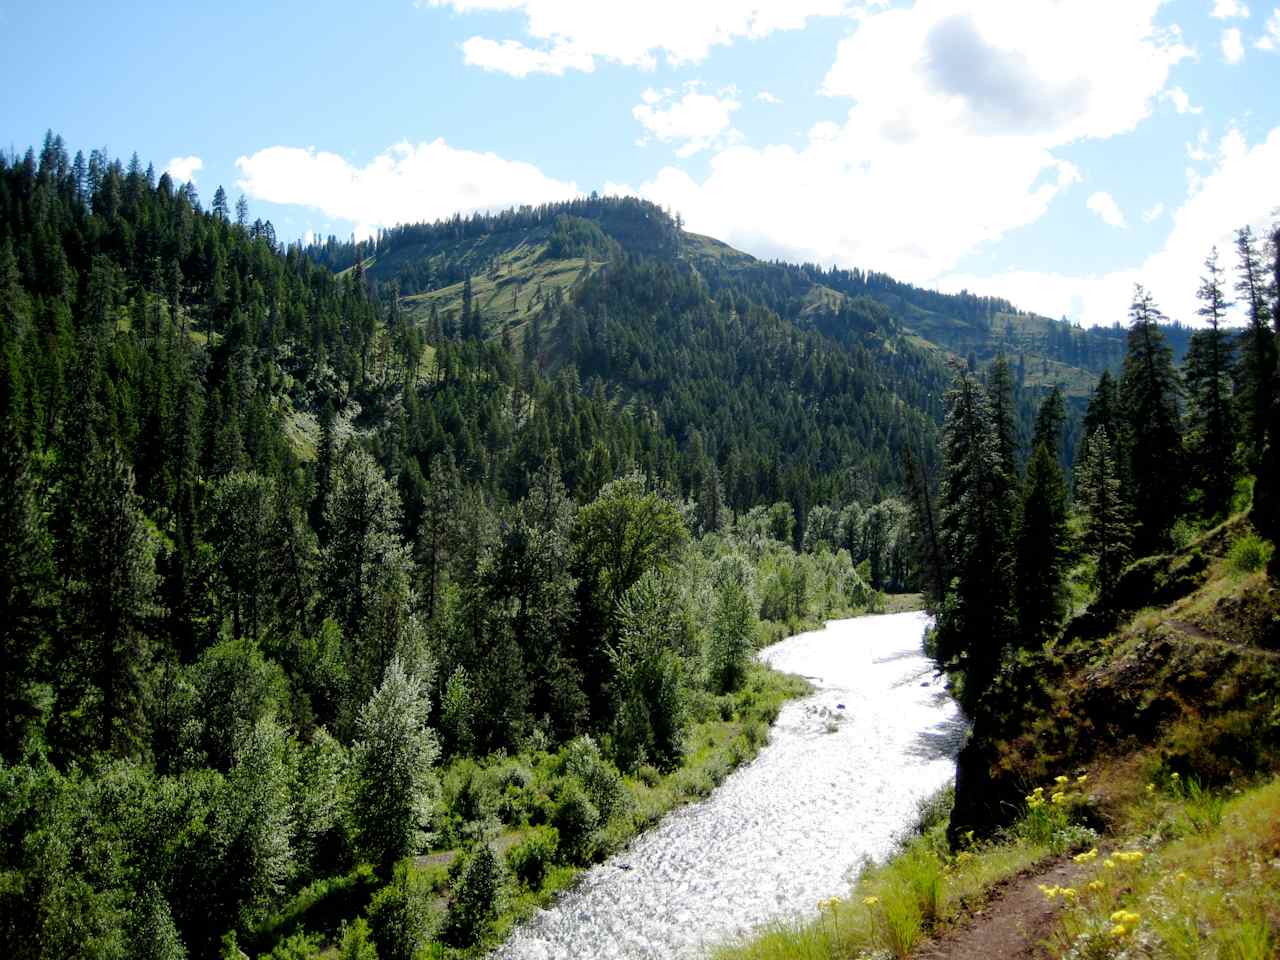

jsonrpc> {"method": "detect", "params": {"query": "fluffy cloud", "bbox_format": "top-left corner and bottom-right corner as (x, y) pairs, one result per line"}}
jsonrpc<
(1087, 191), (1128, 229)
(633, 86), (742, 157)
(756, 91), (782, 104)
(236, 140), (577, 239)
(1159, 86), (1201, 114)
(1211, 0), (1249, 17)
(616, 0), (1186, 280)
(1257, 7), (1280, 48)
(938, 127), (1280, 326)
(1222, 26), (1246, 61)
(164, 155), (203, 183)
(1142, 202), (1166, 223)
(425, 0), (849, 75)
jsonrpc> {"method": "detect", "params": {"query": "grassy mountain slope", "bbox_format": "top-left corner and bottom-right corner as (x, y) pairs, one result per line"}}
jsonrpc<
(332, 199), (1186, 406)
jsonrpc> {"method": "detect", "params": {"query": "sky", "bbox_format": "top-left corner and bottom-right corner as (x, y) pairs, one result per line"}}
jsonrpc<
(3, 0), (1279, 327)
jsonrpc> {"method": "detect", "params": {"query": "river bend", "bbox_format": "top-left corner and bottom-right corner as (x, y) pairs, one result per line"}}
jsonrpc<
(495, 611), (964, 959)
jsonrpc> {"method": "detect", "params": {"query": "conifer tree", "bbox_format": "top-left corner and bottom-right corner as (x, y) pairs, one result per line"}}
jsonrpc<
(1119, 285), (1183, 553)
(933, 369), (1016, 711)
(1235, 226), (1276, 466)
(1015, 394), (1070, 648)
(1079, 429), (1131, 606)
(1186, 248), (1237, 516)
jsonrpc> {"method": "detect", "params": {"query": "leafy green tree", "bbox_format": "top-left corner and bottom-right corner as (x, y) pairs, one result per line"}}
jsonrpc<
(351, 658), (439, 871)
(608, 572), (688, 770)
(706, 576), (756, 693)
(443, 843), (507, 947)
(222, 715), (295, 926)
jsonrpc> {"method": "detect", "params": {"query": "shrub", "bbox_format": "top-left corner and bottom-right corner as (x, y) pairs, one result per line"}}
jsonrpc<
(551, 779), (600, 864)
(338, 918), (377, 960)
(367, 863), (436, 960)
(506, 826), (559, 889)
(1228, 533), (1272, 575)
(442, 843), (507, 948)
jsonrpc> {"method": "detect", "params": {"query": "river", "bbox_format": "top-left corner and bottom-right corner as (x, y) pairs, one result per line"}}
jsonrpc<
(494, 610), (965, 959)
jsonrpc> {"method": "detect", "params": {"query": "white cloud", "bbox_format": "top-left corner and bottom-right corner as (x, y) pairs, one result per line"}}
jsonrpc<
(1159, 86), (1201, 114)
(1257, 7), (1280, 48)
(459, 36), (593, 75)
(1087, 191), (1129, 228)
(756, 91), (783, 104)
(236, 140), (577, 239)
(633, 85), (742, 157)
(937, 127), (1280, 327)
(1142, 202), (1165, 223)
(425, 0), (849, 76)
(616, 0), (1186, 281)
(1211, 0), (1249, 18)
(1222, 26), (1246, 61)
(165, 155), (203, 183)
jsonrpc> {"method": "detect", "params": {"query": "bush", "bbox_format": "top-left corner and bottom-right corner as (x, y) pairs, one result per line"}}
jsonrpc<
(442, 843), (507, 948)
(551, 779), (600, 864)
(367, 864), (436, 960)
(338, 918), (377, 960)
(1228, 533), (1273, 575)
(506, 826), (559, 889)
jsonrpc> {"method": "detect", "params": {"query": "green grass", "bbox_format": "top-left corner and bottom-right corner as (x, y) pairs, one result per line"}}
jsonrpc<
(1045, 776), (1280, 960)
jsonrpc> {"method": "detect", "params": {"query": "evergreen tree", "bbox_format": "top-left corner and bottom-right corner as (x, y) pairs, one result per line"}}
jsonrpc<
(1015, 400), (1070, 648)
(1079, 429), (1131, 605)
(933, 369), (1017, 712)
(1234, 226), (1276, 466)
(1119, 285), (1183, 553)
(1186, 248), (1237, 516)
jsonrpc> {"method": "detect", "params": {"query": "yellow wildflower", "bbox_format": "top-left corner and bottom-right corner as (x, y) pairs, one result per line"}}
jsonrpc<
(1109, 924), (1128, 938)
(1076, 774), (1088, 784)
(862, 895), (879, 907)
(1073, 848), (1099, 863)
(1146, 783), (1155, 794)
(1055, 775), (1070, 784)
(1061, 887), (1078, 901)
(1175, 871), (1189, 883)
(1088, 880), (1105, 891)
(1104, 859), (1116, 870)
(1039, 884), (1059, 900)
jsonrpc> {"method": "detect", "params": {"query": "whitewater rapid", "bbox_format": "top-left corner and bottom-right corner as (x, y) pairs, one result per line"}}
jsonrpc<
(494, 611), (964, 959)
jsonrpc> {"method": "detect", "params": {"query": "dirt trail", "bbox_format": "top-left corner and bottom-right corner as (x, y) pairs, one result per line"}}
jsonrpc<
(1166, 619), (1280, 660)
(914, 858), (1083, 960)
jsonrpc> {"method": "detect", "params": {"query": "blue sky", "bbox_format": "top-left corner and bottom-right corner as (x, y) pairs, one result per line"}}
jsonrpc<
(3, 0), (1279, 325)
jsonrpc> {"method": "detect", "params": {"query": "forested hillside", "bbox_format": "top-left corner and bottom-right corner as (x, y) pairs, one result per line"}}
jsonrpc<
(0, 136), (935, 960)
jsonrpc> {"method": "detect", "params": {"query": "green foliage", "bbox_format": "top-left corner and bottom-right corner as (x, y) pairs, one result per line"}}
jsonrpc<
(443, 842), (508, 947)
(367, 863), (436, 960)
(507, 826), (559, 889)
(707, 577), (757, 693)
(1227, 533), (1273, 575)
(339, 917), (379, 960)
(351, 659), (439, 870)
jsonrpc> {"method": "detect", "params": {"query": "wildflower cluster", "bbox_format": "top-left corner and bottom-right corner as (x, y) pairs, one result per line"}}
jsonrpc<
(1072, 847), (1099, 864)
(1108, 908), (1141, 937)
(817, 897), (841, 912)
(1039, 883), (1079, 902)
